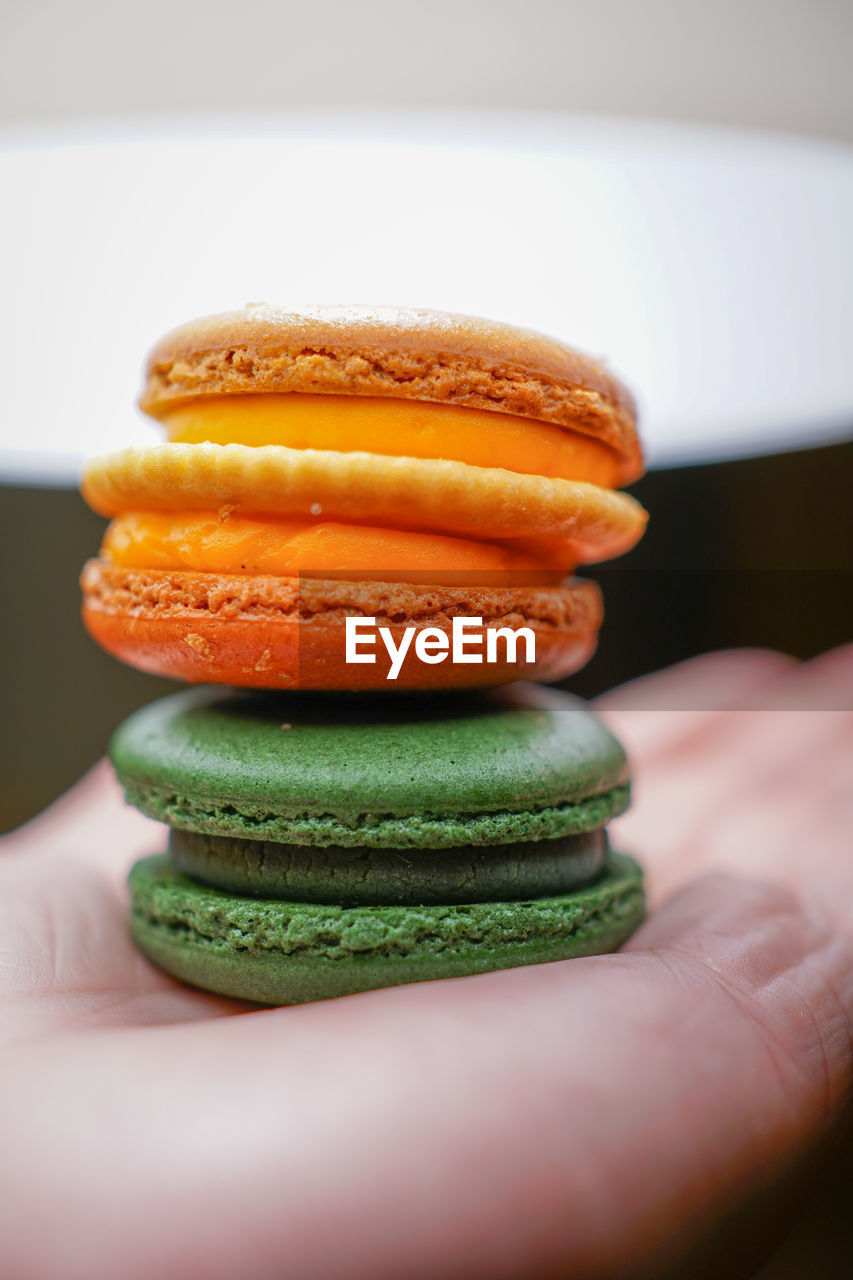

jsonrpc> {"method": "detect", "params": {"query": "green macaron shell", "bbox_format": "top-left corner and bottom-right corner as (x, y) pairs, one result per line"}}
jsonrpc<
(129, 851), (645, 1005)
(111, 685), (630, 848)
(168, 827), (609, 905)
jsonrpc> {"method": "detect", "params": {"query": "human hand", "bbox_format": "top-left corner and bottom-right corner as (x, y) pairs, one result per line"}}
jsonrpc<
(1, 648), (851, 1280)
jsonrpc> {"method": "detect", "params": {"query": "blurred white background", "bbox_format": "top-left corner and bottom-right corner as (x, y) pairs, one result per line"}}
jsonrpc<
(1, 0), (851, 480)
(2, 0), (852, 139)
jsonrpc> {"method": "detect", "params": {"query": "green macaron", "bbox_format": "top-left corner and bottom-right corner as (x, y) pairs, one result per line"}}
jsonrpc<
(110, 684), (631, 848)
(113, 684), (642, 1003)
(129, 851), (644, 1005)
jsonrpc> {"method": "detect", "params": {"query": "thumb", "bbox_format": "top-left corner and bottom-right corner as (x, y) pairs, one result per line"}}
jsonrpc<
(1, 760), (163, 882)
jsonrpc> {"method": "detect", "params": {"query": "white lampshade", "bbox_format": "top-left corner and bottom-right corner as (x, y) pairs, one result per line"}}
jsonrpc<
(2, 110), (851, 483)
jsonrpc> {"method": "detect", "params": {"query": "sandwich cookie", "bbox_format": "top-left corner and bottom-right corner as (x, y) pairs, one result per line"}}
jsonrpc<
(81, 305), (647, 690)
(113, 682), (644, 1003)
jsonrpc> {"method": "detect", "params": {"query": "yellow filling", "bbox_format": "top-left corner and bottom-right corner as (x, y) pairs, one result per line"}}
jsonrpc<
(102, 512), (568, 585)
(163, 393), (621, 487)
(103, 395), (617, 583)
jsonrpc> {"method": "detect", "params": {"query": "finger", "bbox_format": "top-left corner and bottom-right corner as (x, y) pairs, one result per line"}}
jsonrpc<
(596, 649), (797, 761)
(0, 839), (239, 1040)
(602, 646), (853, 902)
(0, 765), (237, 1035)
(2, 872), (852, 1280)
(613, 706), (853, 893)
(596, 644), (853, 766)
(652, 714), (853, 915)
(772, 642), (853, 706)
(2, 760), (165, 882)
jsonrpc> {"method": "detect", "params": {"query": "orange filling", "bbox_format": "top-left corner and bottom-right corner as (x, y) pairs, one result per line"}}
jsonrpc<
(102, 512), (568, 586)
(103, 396), (615, 585)
(162, 393), (621, 487)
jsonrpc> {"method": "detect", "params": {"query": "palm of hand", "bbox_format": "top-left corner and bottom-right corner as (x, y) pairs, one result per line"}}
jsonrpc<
(2, 648), (852, 1280)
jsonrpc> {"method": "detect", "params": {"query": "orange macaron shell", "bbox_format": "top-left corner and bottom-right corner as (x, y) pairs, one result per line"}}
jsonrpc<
(80, 561), (602, 690)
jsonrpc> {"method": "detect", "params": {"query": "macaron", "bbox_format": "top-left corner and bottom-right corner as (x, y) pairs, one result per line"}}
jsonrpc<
(129, 852), (643, 1005)
(112, 682), (644, 1003)
(81, 305), (647, 691)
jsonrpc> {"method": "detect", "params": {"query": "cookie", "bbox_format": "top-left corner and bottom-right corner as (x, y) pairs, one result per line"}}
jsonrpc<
(77, 306), (648, 1003)
(128, 850), (644, 1005)
(109, 683), (631, 848)
(80, 305), (646, 690)
(114, 683), (642, 1002)
(81, 442), (646, 559)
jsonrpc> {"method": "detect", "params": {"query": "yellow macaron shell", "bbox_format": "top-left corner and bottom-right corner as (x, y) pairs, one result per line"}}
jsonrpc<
(84, 439), (647, 568)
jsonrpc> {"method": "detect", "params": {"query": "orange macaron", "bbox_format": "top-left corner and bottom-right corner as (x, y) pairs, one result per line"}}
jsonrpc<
(80, 304), (646, 689)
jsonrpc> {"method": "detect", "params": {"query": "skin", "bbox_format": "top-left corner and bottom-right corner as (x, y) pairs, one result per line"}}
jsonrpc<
(0, 647), (852, 1280)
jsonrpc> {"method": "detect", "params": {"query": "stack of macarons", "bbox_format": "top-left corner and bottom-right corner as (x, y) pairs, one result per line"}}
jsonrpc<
(81, 305), (647, 1003)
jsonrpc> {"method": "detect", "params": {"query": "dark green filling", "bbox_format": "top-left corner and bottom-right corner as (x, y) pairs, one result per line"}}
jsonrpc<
(168, 826), (609, 905)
